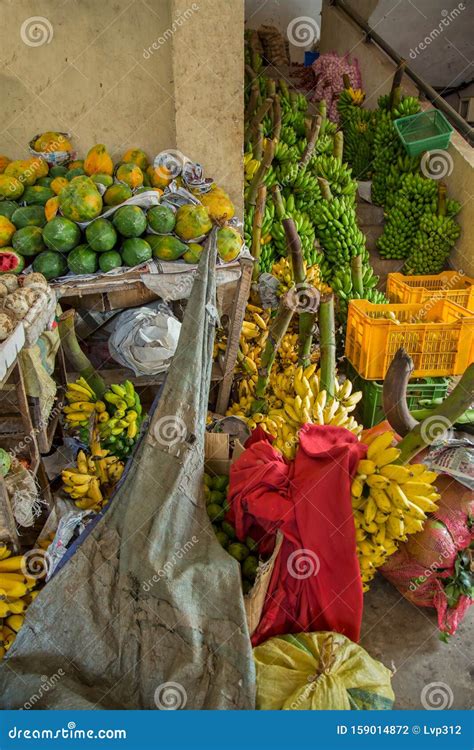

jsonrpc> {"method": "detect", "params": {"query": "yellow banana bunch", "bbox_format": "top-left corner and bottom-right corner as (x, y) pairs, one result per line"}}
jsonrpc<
(347, 87), (366, 105)
(271, 257), (331, 296)
(64, 378), (108, 429)
(352, 430), (440, 590)
(62, 443), (124, 512)
(0, 546), (40, 657)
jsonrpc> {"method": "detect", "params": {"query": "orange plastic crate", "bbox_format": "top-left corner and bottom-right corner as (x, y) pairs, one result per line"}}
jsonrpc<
(345, 299), (474, 380)
(387, 272), (474, 312)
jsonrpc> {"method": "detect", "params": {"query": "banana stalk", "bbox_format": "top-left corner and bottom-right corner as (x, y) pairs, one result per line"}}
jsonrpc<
(251, 184), (267, 280)
(272, 94), (282, 142)
(333, 131), (344, 162)
(396, 361), (474, 463)
(438, 182), (447, 217)
(246, 97), (274, 146)
(350, 254), (364, 297)
(317, 176), (333, 202)
(252, 300), (294, 412)
(247, 138), (275, 206)
(319, 294), (336, 398)
(389, 60), (406, 112)
(58, 310), (106, 399)
(300, 114), (322, 168)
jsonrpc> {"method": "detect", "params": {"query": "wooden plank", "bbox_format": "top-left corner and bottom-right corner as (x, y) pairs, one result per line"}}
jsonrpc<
(215, 256), (253, 414)
(0, 474), (19, 551)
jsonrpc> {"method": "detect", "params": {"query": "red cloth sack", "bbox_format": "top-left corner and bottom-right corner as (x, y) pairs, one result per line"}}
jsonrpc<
(228, 424), (366, 646)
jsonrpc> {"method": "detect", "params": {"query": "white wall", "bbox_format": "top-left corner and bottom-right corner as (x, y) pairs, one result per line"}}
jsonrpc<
(246, 0), (323, 62)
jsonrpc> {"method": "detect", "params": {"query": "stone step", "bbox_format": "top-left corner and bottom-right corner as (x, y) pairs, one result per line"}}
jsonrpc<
(362, 224), (384, 252)
(356, 201), (385, 226)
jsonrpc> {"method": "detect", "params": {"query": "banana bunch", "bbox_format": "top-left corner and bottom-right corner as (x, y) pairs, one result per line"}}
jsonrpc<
(271, 206), (315, 259)
(0, 545), (38, 658)
(271, 256), (330, 296)
(63, 377), (101, 428)
(228, 365), (362, 461)
(342, 108), (377, 180)
(311, 155), (357, 199)
(371, 95), (421, 206)
(244, 151), (260, 185)
(404, 212), (461, 275)
(383, 154), (421, 208)
(352, 431), (439, 590)
(378, 173), (460, 264)
(62, 442), (124, 512)
(337, 88), (365, 123)
(308, 196), (367, 272)
(97, 381), (142, 459)
(330, 263), (388, 320)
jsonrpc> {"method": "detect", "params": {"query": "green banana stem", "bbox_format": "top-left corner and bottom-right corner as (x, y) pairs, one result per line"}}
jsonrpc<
(252, 300), (294, 412)
(272, 184), (285, 220)
(318, 177), (333, 201)
(319, 295), (336, 398)
(300, 115), (322, 168)
(247, 138), (275, 206)
(272, 94), (282, 142)
(59, 310), (106, 398)
(333, 131), (344, 161)
(351, 255), (364, 296)
(389, 60), (406, 111)
(251, 184), (267, 280)
(397, 363), (474, 463)
(438, 182), (447, 217)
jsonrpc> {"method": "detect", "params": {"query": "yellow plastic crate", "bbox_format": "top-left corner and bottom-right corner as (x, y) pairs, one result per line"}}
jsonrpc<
(345, 299), (474, 380)
(387, 272), (474, 312)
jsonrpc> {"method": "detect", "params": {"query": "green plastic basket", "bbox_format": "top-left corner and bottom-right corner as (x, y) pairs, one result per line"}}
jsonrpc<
(394, 110), (453, 156)
(346, 363), (450, 428)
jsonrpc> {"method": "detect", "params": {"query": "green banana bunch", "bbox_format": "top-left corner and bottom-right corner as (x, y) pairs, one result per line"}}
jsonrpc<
(404, 213), (461, 274)
(331, 263), (388, 320)
(378, 174), (438, 259)
(309, 196), (367, 269)
(311, 155), (357, 198)
(341, 108), (376, 180)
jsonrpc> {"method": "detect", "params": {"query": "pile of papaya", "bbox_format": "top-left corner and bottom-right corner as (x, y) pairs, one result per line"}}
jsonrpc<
(0, 133), (243, 280)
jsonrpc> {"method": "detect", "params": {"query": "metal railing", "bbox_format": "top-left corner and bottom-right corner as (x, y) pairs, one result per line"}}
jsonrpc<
(328, 0), (474, 145)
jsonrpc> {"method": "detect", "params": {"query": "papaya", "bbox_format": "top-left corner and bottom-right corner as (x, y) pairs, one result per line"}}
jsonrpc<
(182, 242), (203, 264)
(84, 144), (113, 176)
(33, 250), (67, 280)
(49, 165), (68, 178)
(85, 218), (117, 252)
(67, 244), (98, 275)
(67, 160), (84, 171)
(34, 132), (73, 154)
(26, 157), (49, 179)
(23, 186), (55, 206)
(99, 250), (122, 272)
(5, 161), (37, 187)
(116, 163), (143, 189)
(0, 156), (11, 174)
(91, 173), (113, 188)
(0, 216), (16, 248)
(122, 148), (148, 170)
(146, 165), (172, 189)
(200, 186), (234, 223)
(113, 205), (146, 238)
(103, 183), (132, 206)
(0, 175), (23, 200)
(66, 167), (85, 180)
(58, 178), (103, 222)
(37, 177), (53, 188)
(147, 205), (175, 234)
(147, 234), (187, 261)
(43, 217), (81, 252)
(44, 197), (59, 222)
(11, 206), (46, 229)
(50, 176), (69, 195)
(121, 238), (152, 267)
(12, 226), (46, 257)
(175, 204), (212, 241)
(216, 226), (242, 263)
(0, 201), (19, 220)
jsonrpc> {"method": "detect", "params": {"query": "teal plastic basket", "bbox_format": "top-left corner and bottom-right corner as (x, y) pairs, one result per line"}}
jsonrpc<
(394, 110), (453, 156)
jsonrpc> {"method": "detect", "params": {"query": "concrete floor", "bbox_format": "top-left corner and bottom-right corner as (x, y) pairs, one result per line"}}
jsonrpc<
(361, 575), (474, 709)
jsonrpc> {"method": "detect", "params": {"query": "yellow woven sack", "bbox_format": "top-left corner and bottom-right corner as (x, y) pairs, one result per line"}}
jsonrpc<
(254, 632), (395, 710)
